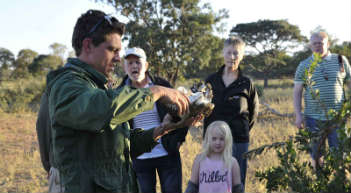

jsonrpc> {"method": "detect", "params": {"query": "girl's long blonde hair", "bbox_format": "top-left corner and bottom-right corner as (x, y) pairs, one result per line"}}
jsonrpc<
(200, 121), (233, 169)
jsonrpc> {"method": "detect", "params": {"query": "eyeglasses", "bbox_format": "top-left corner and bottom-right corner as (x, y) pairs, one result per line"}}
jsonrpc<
(87, 15), (114, 37)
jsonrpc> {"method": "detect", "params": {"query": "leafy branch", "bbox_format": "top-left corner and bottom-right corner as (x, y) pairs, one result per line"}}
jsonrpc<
(245, 53), (351, 192)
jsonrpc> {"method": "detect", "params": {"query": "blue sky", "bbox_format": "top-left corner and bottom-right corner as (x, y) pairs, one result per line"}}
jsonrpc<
(0, 0), (350, 57)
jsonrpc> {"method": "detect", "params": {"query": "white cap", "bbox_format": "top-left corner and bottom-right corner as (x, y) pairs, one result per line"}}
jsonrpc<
(124, 47), (147, 61)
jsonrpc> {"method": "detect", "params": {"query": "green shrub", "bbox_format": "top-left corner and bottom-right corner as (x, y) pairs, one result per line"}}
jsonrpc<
(0, 77), (45, 113)
(246, 53), (351, 192)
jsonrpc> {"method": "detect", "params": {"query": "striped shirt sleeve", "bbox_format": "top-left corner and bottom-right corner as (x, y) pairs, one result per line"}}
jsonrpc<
(294, 58), (310, 84)
(342, 56), (351, 81)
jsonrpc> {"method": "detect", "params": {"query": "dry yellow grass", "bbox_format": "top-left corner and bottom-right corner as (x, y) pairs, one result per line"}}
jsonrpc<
(0, 112), (47, 193)
(0, 79), (302, 193)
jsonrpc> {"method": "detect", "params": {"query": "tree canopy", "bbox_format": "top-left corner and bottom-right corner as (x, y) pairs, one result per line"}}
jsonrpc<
(0, 48), (15, 80)
(98, 0), (228, 85)
(0, 48), (15, 70)
(28, 54), (64, 76)
(49, 42), (67, 61)
(231, 19), (307, 87)
(11, 49), (38, 79)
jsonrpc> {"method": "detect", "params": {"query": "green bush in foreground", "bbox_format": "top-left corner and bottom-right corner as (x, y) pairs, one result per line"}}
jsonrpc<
(245, 53), (351, 192)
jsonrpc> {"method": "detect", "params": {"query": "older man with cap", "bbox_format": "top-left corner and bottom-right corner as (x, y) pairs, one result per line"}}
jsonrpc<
(118, 47), (188, 193)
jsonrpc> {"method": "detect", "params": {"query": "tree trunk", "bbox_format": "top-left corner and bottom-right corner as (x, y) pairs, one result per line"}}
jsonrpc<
(264, 77), (269, 88)
(170, 69), (178, 87)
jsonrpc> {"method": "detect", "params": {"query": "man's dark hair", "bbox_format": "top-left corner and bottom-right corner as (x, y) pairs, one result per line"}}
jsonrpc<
(72, 9), (125, 56)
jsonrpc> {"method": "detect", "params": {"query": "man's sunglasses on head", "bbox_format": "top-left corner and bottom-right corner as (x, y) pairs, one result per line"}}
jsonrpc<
(86, 14), (125, 37)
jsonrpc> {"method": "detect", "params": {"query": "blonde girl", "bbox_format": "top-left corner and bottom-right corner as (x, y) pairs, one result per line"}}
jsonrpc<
(185, 121), (243, 193)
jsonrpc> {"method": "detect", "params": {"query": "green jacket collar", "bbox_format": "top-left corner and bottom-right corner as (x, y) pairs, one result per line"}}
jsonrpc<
(67, 58), (108, 86)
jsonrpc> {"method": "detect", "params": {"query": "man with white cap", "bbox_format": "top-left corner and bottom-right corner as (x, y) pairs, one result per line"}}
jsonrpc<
(119, 47), (187, 193)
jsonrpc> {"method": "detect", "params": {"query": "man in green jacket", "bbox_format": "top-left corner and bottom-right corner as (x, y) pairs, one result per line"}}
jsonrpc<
(46, 10), (191, 193)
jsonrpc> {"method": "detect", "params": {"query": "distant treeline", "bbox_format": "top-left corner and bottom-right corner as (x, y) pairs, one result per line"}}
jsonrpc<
(0, 1), (350, 113)
(0, 39), (349, 85)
